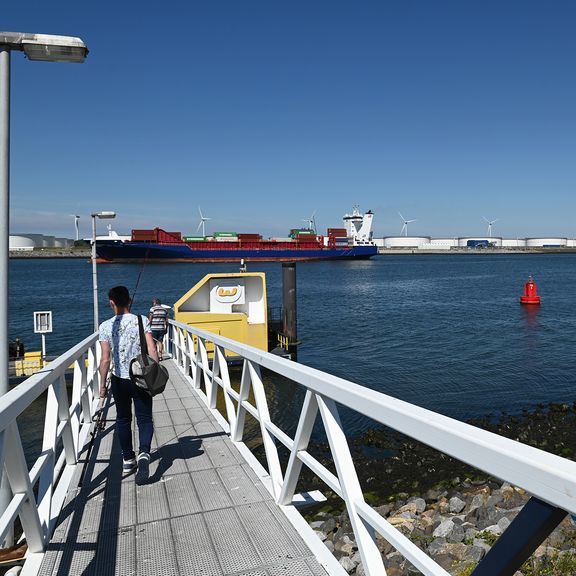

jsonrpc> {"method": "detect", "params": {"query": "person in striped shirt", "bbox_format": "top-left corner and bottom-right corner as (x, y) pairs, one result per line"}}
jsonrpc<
(148, 298), (169, 360)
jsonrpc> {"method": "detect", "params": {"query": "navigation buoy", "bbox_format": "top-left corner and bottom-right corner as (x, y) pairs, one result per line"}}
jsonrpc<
(520, 275), (541, 305)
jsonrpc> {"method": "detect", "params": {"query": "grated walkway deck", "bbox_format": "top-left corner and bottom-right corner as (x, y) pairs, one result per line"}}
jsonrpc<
(37, 359), (327, 576)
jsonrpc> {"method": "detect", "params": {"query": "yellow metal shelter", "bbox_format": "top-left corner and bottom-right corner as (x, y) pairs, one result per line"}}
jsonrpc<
(173, 272), (268, 356)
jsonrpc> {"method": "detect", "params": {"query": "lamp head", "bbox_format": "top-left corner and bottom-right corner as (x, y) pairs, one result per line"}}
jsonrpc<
(92, 211), (116, 219)
(0, 32), (88, 63)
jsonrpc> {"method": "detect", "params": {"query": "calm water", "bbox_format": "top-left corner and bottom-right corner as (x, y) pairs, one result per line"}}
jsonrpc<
(8, 254), (576, 446)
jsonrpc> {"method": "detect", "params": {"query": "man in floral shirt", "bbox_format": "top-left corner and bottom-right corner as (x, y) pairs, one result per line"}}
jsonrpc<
(99, 285), (158, 484)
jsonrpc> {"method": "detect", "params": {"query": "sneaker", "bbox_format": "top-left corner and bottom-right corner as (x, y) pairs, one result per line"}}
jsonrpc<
(135, 452), (150, 485)
(122, 458), (137, 473)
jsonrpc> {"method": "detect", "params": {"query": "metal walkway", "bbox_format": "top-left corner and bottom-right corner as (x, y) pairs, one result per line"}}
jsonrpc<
(37, 359), (327, 576)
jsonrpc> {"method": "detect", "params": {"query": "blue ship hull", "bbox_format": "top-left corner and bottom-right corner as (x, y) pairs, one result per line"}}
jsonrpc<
(96, 241), (378, 262)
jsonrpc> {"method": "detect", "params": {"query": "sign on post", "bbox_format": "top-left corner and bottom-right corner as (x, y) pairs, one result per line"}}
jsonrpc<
(33, 311), (52, 360)
(34, 311), (53, 334)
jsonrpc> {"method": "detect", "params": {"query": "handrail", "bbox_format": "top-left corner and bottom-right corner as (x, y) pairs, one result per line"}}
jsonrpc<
(167, 318), (576, 576)
(0, 332), (101, 563)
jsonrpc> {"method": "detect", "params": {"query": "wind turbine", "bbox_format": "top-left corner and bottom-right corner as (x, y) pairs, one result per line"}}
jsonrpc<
(399, 212), (417, 237)
(197, 206), (211, 237)
(70, 214), (80, 241)
(302, 210), (317, 233)
(483, 217), (498, 238)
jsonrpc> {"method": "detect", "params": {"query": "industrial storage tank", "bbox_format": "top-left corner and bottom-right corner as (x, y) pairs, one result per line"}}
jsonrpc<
(502, 238), (527, 248)
(458, 237), (502, 248)
(525, 238), (567, 248)
(420, 238), (458, 250)
(9, 235), (35, 251)
(40, 236), (56, 247)
(383, 236), (431, 248)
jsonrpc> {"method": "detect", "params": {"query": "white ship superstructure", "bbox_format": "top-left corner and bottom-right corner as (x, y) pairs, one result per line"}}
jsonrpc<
(343, 206), (374, 246)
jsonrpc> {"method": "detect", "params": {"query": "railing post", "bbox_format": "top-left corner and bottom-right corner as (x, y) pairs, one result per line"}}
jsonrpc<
(317, 396), (385, 576)
(214, 346), (236, 430)
(4, 424), (44, 552)
(278, 390), (318, 505)
(37, 383), (59, 538)
(231, 359), (250, 442)
(246, 361), (283, 499)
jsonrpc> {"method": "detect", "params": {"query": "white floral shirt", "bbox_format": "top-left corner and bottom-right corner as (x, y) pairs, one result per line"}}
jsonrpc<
(99, 314), (151, 378)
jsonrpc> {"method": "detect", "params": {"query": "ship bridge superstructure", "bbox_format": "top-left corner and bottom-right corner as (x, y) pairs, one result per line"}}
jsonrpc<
(343, 206), (375, 246)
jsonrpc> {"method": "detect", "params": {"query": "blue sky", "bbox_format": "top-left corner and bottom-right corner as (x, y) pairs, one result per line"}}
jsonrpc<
(4, 1), (576, 239)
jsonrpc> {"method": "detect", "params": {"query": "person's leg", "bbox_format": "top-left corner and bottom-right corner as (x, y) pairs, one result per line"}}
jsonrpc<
(132, 383), (153, 484)
(132, 382), (153, 455)
(110, 375), (135, 461)
(157, 331), (165, 358)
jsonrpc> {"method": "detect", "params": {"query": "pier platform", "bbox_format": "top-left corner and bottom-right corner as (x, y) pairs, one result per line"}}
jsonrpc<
(36, 359), (327, 576)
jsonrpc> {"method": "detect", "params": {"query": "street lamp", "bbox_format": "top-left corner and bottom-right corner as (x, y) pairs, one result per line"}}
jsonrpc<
(91, 211), (115, 331)
(0, 30), (88, 549)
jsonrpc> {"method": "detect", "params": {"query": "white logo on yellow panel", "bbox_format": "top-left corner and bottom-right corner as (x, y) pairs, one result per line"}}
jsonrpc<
(215, 285), (243, 303)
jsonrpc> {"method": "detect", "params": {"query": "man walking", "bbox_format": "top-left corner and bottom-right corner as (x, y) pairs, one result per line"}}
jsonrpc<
(99, 286), (158, 484)
(148, 298), (169, 359)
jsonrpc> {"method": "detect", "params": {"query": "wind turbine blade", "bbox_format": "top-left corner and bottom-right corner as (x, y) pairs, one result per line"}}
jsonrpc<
(408, 219), (417, 223)
(198, 206), (203, 219)
(483, 216), (489, 223)
(398, 212), (405, 221)
(196, 221), (202, 232)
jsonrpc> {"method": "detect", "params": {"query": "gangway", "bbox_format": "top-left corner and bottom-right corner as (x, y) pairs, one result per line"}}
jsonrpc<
(1, 320), (576, 575)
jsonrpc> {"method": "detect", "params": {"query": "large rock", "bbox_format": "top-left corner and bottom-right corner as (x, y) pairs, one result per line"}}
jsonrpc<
(339, 556), (357, 573)
(449, 496), (466, 514)
(432, 519), (465, 542)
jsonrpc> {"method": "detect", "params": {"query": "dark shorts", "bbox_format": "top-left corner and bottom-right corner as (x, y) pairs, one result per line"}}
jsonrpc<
(151, 330), (165, 342)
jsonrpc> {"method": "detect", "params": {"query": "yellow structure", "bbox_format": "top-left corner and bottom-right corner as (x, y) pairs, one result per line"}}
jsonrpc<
(173, 272), (268, 356)
(15, 351), (46, 376)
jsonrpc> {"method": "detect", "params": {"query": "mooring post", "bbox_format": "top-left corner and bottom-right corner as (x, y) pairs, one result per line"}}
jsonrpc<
(282, 262), (297, 360)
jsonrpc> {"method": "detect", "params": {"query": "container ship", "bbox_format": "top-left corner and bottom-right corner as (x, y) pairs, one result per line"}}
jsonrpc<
(95, 207), (377, 263)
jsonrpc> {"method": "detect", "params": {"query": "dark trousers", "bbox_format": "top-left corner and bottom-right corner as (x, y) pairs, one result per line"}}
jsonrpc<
(110, 375), (153, 460)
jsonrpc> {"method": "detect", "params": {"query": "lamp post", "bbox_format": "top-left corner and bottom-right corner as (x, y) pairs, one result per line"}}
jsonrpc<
(0, 32), (88, 548)
(91, 211), (115, 331)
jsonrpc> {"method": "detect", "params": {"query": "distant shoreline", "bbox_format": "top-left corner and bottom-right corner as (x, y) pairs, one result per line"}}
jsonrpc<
(10, 250), (91, 259)
(9, 247), (576, 259)
(378, 248), (576, 255)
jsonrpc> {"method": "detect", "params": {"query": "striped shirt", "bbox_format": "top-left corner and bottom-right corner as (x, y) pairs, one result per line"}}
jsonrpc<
(149, 305), (168, 332)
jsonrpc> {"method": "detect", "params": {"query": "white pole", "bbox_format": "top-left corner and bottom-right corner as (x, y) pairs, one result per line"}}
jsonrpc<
(0, 44), (14, 548)
(92, 215), (98, 331)
(41, 334), (46, 361)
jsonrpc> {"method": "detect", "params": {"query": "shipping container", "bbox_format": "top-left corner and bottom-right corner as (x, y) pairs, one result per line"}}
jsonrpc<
(214, 232), (238, 237)
(466, 239), (490, 248)
(132, 229), (158, 242)
(158, 230), (183, 243)
(237, 233), (262, 240)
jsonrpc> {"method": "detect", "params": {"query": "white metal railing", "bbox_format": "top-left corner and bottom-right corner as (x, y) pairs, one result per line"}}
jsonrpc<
(0, 333), (101, 572)
(168, 318), (576, 576)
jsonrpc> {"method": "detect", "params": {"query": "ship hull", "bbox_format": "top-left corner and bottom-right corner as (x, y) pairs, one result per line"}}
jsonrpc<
(96, 241), (377, 263)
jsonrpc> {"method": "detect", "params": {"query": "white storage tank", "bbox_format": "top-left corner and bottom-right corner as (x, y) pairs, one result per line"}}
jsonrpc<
(40, 236), (56, 247)
(9, 235), (35, 251)
(502, 238), (527, 248)
(383, 236), (431, 248)
(525, 238), (567, 247)
(421, 238), (457, 250)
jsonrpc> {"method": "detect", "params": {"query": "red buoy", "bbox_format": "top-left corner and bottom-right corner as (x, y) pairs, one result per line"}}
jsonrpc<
(520, 275), (541, 305)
